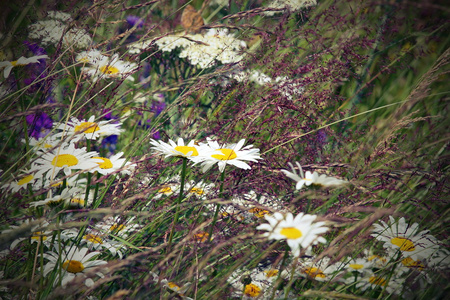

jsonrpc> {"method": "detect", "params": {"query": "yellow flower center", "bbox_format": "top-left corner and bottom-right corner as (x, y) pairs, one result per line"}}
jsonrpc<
(248, 207), (269, 218)
(92, 157), (113, 169)
(18, 174), (34, 186)
(74, 121), (100, 134)
(190, 187), (205, 195)
(244, 283), (261, 297)
(100, 65), (120, 75)
(167, 282), (180, 291)
(83, 234), (103, 244)
(368, 255), (387, 263)
(369, 276), (387, 286)
(303, 267), (326, 279)
(391, 237), (416, 251)
(349, 263), (364, 270)
(62, 260), (84, 273)
(158, 186), (173, 194)
(70, 197), (85, 206)
(48, 199), (63, 205)
(401, 257), (425, 270)
(264, 269), (279, 277)
(51, 154), (79, 167)
(193, 232), (209, 242)
(110, 224), (126, 232)
(280, 227), (302, 239)
(211, 148), (237, 160)
(44, 143), (53, 148)
(174, 145), (198, 156)
(31, 231), (47, 241)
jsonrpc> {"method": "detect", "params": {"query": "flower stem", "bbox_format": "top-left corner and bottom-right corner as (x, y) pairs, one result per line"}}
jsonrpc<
(167, 157), (188, 251)
(208, 169), (226, 242)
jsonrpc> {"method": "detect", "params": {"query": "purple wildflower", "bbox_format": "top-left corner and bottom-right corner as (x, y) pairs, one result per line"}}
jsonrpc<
(23, 41), (46, 56)
(26, 112), (53, 139)
(126, 15), (144, 28)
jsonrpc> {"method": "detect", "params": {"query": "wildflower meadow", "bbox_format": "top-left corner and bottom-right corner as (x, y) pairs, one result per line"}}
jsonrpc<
(0, 0), (449, 299)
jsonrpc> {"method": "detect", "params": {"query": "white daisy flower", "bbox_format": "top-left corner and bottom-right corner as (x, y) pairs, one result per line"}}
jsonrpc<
(281, 162), (347, 190)
(232, 190), (284, 221)
(25, 135), (65, 152)
(43, 173), (87, 190)
(353, 271), (405, 296)
(160, 279), (192, 300)
(256, 212), (328, 257)
(29, 186), (85, 207)
(196, 138), (262, 173)
(92, 152), (136, 175)
(185, 180), (215, 198)
(0, 55), (49, 78)
(76, 49), (105, 64)
(32, 143), (102, 181)
(227, 267), (291, 299)
(296, 257), (341, 282)
(371, 216), (440, 261)
(53, 115), (123, 142)
(150, 137), (203, 160)
(43, 246), (107, 287)
(80, 231), (126, 258)
(94, 216), (142, 239)
(2, 219), (51, 249)
(1, 167), (42, 193)
(80, 53), (137, 82)
(344, 257), (373, 274)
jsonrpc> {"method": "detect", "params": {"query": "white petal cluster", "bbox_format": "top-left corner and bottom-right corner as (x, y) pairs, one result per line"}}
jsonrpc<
(32, 143), (102, 181)
(153, 28), (247, 69)
(43, 246), (107, 287)
(150, 137), (262, 173)
(371, 216), (441, 261)
(28, 11), (92, 48)
(0, 55), (49, 78)
(195, 138), (262, 173)
(53, 115), (123, 142)
(257, 212), (328, 257)
(79, 53), (137, 82)
(264, 0), (317, 16)
(281, 162), (347, 190)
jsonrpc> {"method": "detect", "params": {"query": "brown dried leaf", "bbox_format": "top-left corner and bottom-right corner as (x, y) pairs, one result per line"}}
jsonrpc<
(181, 5), (204, 34)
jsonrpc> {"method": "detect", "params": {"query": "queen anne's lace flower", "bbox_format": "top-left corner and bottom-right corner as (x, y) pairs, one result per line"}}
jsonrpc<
(28, 11), (92, 48)
(133, 29), (246, 69)
(264, 0), (317, 16)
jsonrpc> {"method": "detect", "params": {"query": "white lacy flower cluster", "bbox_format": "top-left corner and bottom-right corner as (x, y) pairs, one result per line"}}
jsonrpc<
(213, 68), (304, 100)
(264, 0), (317, 16)
(130, 29), (246, 69)
(28, 11), (92, 48)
